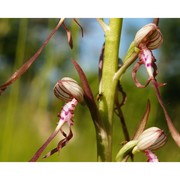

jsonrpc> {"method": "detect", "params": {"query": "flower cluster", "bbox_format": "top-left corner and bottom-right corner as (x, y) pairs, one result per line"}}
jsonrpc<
(30, 77), (84, 161)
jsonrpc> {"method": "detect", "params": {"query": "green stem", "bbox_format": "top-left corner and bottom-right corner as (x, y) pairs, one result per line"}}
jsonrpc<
(98, 18), (123, 161)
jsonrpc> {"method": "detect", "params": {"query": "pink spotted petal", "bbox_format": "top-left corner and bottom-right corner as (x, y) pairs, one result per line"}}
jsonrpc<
(144, 150), (159, 162)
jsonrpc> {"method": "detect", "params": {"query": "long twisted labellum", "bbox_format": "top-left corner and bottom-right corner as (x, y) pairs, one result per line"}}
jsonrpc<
(0, 18), (64, 95)
(29, 98), (78, 162)
(152, 79), (180, 147)
(43, 129), (73, 159)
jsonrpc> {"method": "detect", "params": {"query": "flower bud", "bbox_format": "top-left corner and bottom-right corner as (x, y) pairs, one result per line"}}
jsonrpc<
(54, 77), (84, 102)
(134, 23), (163, 50)
(133, 127), (167, 153)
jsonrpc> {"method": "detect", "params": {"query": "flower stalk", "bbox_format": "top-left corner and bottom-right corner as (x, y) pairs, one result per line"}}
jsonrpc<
(98, 18), (123, 161)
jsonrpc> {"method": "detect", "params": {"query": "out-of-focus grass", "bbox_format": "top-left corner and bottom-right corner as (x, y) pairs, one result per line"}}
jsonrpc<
(0, 18), (179, 162)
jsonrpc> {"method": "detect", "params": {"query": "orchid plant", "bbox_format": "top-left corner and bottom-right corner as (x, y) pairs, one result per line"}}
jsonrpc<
(0, 18), (179, 162)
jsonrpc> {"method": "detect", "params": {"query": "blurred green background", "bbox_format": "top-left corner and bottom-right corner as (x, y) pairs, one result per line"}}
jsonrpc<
(0, 18), (179, 162)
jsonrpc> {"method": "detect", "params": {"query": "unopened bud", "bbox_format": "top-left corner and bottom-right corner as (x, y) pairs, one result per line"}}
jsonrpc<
(132, 127), (167, 154)
(134, 23), (163, 50)
(54, 77), (84, 102)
